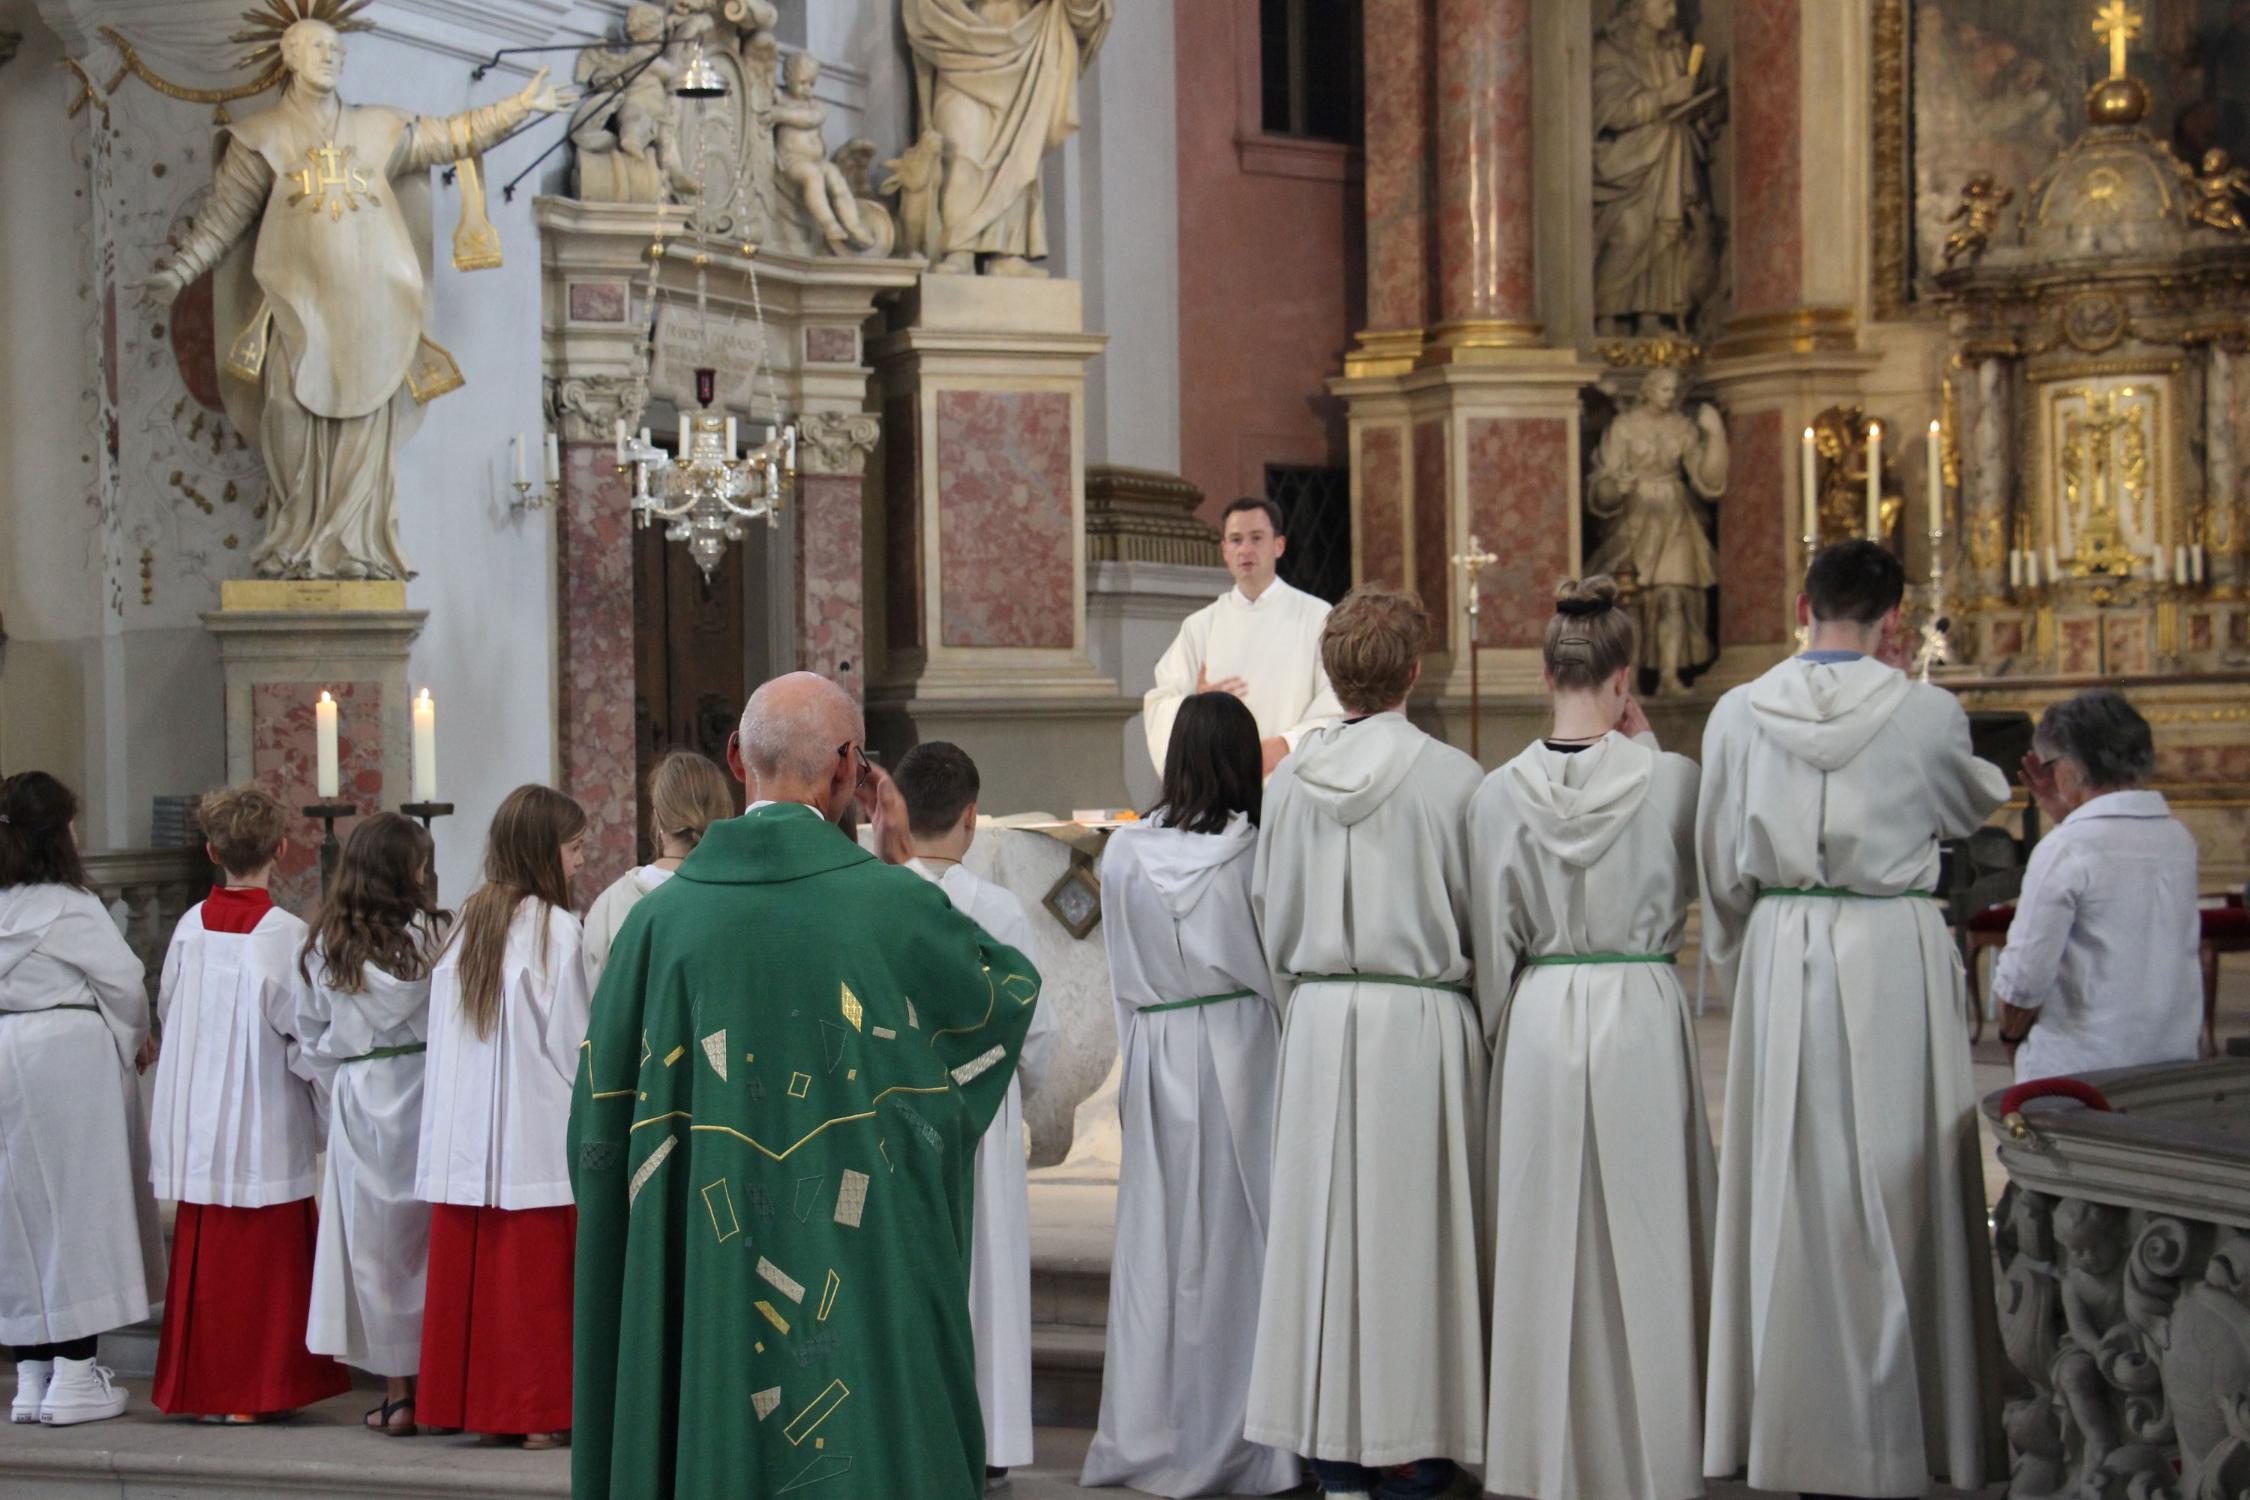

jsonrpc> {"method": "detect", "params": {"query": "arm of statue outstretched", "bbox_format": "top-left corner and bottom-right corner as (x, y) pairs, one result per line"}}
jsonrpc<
(140, 143), (274, 307)
(396, 66), (580, 175)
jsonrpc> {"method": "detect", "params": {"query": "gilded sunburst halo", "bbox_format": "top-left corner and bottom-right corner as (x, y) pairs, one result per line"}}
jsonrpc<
(230, 0), (374, 73)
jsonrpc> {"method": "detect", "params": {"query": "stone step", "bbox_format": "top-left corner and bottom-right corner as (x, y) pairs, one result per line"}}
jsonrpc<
(1031, 1322), (1107, 1430)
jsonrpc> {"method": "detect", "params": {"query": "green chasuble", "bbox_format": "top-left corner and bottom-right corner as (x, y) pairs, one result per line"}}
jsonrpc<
(570, 803), (1041, 1499)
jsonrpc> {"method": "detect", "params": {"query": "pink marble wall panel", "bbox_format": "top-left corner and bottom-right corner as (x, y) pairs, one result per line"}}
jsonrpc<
(2059, 618), (2100, 675)
(1359, 425), (1407, 588)
(883, 395), (922, 653)
(1719, 409), (1789, 646)
(804, 326), (858, 364)
(1412, 420), (1451, 626)
(2159, 743), (2250, 782)
(1733, 0), (1803, 316)
(556, 441), (639, 907)
(1433, 0), (1535, 323)
(250, 680), (382, 918)
(1466, 417), (1570, 649)
(797, 473), (864, 700)
(1361, 0), (1433, 330)
(568, 282), (627, 322)
(934, 389), (1074, 649)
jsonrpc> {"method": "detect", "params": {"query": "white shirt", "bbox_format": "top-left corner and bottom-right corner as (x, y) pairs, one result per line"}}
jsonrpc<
(582, 864), (676, 991)
(1143, 578), (1342, 772)
(1995, 789), (2202, 1082)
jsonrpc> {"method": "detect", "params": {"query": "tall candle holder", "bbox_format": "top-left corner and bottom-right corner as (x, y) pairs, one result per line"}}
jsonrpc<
(303, 801), (357, 896)
(400, 801), (456, 901)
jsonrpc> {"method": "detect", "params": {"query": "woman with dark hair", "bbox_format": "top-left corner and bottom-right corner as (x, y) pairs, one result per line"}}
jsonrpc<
(0, 771), (164, 1427)
(1081, 692), (1302, 1497)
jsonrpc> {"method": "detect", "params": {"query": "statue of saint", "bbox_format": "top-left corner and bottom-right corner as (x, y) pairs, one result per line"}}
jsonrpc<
(900, 0), (1112, 276)
(140, 20), (576, 580)
(1592, 0), (1723, 337)
(1585, 368), (1728, 696)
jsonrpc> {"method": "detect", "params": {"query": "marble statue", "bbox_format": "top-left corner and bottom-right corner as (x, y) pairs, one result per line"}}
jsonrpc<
(1941, 173), (2014, 268)
(1592, 0), (1723, 337)
(570, 3), (699, 204)
(900, 0), (1112, 276)
(2191, 147), (2250, 234)
(773, 53), (877, 252)
(139, 20), (577, 580)
(1585, 367), (1728, 696)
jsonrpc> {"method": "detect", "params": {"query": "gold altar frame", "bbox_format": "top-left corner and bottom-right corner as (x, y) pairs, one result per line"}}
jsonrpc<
(2027, 357), (2183, 577)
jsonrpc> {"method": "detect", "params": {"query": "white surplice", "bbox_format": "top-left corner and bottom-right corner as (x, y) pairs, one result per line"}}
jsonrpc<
(297, 936), (434, 1375)
(416, 901), (590, 1209)
(1244, 712), (1488, 1470)
(1080, 814), (1302, 1498)
(0, 885), (165, 1346)
(581, 865), (675, 993)
(1698, 656), (2009, 1497)
(149, 902), (321, 1206)
(1143, 580), (1342, 772)
(908, 858), (1056, 1471)
(1469, 733), (1715, 1500)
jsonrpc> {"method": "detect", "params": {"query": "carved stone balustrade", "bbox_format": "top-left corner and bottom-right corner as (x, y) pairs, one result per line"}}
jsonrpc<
(83, 846), (214, 1001)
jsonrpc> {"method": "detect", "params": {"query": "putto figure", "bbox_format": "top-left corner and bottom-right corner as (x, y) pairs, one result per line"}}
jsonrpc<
(773, 53), (877, 252)
(2190, 147), (2250, 235)
(140, 4), (577, 580)
(1942, 172), (2015, 267)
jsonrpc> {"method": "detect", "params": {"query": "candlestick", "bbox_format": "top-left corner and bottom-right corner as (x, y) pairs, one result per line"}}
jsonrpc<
(412, 688), (437, 803)
(1801, 426), (1818, 543)
(315, 690), (339, 798)
(544, 431), (561, 485)
(398, 801), (456, 901)
(1865, 421), (1883, 540)
(303, 800), (356, 897)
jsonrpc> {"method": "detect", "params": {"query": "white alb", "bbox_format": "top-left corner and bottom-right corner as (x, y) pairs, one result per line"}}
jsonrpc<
(1143, 580), (1342, 771)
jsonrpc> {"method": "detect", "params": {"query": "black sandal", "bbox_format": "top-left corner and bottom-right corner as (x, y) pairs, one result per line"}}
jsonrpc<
(364, 1396), (418, 1437)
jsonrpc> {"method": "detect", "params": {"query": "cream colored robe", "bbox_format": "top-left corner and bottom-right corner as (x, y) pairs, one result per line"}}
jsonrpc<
(1470, 732), (1715, 1500)
(1698, 656), (2009, 1496)
(1143, 580), (1343, 773)
(1244, 712), (1488, 1469)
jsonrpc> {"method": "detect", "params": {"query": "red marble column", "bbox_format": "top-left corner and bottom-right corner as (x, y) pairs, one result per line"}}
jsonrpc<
(1357, 425), (1408, 588)
(1431, 0), (1537, 334)
(1466, 418), (1572, 647)
(1362, 0), (1434, 334)
(1732, 0), (1803, 317)
(1718, 410), (1792, 646)
(792, 412), (881, 702)
(555, 440), (640, 906)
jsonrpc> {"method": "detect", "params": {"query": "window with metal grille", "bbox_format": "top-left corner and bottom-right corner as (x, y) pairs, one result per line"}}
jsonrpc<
(1266, 463), (1352, 604)
(1259, 0), (1362, 144)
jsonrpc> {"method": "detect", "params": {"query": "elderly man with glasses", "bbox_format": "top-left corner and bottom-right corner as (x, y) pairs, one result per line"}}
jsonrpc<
(1996, 688), (2201, 1080)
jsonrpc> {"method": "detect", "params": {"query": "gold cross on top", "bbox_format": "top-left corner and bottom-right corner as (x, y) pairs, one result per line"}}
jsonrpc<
(1452, 534), (1499, 618)
(2093, 0), (2142, 80)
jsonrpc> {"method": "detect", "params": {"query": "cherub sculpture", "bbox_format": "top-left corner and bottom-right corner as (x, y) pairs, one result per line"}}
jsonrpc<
(772, 52), (875, 252)
(1942, 172), (2014, 268)
(2191, 146), (2250, 234)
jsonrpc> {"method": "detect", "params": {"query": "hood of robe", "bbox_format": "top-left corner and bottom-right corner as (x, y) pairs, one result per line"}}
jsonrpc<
(1285, 713), (1424, 828)
(0, 884), (72, 983)
(1121, 812), (1255, 918)
(1746, 655), (1912, 772)
(1501, 734), (1654, 868)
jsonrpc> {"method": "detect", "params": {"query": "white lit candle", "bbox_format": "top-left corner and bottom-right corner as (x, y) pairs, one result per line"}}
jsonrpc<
(315, 691), (339, 799)
(724, 416), (737, 456)
(2154, 544), (2169, 582)
(2009, 550), (2022, 589)
(678, 414), (692, 455)
(613, 418), (627, 466)
(1865, 421), (1884, 539)
(544, 431), (561, 485)
(1925, 420), (1942, 533)
(411, 689), (437, 803)
(1801, 426), (1818, 541)
(2026, 550), (2041, 588)
(2176, 544), (2190, 583)
(639, 426), (652, 451)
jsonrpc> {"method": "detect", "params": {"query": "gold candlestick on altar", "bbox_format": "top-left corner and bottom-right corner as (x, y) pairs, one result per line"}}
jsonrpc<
(1452, 534), (1500, 760)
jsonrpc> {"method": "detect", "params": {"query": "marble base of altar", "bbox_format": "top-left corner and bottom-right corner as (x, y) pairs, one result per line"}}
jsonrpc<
(203, 596), (426, 913)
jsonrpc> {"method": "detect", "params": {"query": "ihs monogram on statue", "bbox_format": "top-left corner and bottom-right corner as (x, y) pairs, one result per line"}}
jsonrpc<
(138, 1), (578, 582)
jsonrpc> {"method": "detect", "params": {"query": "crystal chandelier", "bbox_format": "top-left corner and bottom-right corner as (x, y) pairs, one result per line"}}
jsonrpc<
(619, 366), (796, 583)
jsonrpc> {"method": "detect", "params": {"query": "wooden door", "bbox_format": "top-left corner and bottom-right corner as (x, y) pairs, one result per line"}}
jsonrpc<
(632, 523), (756, 862)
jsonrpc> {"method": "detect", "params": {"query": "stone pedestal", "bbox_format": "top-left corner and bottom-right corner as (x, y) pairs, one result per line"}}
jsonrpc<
(867, 275), (1133, 814)
(203, 585), (425, 912)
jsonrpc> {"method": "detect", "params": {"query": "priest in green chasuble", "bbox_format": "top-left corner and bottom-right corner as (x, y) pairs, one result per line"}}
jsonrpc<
(570, 674), (1041, 1499)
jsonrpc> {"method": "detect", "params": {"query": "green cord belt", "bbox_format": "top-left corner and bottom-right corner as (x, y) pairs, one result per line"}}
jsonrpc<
(339, 1042), (428, 1065)
(1289, 973), (1472, 996)
(1756, 886), (1938, 901)
(0, 1003), (100, 1018)
(1521, 953), (1678, 967)
(1140, 989), (1257, 1014)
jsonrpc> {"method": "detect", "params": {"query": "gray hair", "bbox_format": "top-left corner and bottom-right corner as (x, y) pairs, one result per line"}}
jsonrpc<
(735, 672), (860, 786)
(2033, 688), (2156, 790)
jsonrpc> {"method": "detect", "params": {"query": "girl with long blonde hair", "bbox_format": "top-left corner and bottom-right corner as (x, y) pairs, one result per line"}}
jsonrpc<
(414, 785), (588, 1447)
(581, 750), (735, 990)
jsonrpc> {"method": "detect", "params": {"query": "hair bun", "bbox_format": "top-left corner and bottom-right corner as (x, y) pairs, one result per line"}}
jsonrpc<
(1554, 575), (1620, 618)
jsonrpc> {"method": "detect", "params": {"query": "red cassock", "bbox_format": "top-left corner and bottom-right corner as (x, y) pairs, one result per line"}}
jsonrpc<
(415, 1203), (576, 1435)
(151, 1198), (352, 1416)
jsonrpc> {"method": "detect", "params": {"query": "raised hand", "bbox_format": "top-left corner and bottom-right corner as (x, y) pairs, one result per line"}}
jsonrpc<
(518, 66), (583, 116)
(855, 761), (915, 866)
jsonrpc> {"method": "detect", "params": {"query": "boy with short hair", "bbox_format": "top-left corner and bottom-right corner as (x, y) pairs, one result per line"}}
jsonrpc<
(893, 742), (1057, 1483)
(148, 785), (348, 1420)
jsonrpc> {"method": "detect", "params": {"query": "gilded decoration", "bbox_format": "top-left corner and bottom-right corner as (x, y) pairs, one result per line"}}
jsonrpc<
(1808, 405), (1905, 546)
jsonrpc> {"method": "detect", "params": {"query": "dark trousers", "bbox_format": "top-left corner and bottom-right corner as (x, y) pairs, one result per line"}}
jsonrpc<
(1312, 1457), (1456, 1498)
(8, 1337), (97, 1363)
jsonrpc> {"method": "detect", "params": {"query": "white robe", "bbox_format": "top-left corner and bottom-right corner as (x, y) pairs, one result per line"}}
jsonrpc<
(297, 938), (434, 1376)
(581, 864), (675, 993)
(1698, 656), (2009, 1496)
(149, 902), (321, 1206)
(416, 901), (590, 1210)
(0, 885), (165, 1347)
(1469, 733), (1715, 1500)
(1143, 580), (1343, 772)
(1244, 712), (1488, 1469)
(1080, 815), (1302, 1498)
(909, 858), (1056, 1471)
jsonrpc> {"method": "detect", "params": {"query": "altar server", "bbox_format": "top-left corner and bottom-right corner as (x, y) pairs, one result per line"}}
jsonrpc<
(895, 741), (1058, 1481)
(582, 750), (735, 990)
(1244, 587), (1487, 1500)
(416, 785), (590, 1447)
(1700, 541), (2008, 1499)
(149, 784), (349, 1420)
(1145, 496), (1342, 777)
(296, 813), (448, 1435)
(1470, 578), (1715, 1500)
(0, 772), (164, 1428)
(1082, 692), (1302, 1499)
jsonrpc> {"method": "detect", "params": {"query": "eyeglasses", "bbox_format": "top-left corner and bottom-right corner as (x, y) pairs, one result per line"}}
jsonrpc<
(837, 741), (872, 791)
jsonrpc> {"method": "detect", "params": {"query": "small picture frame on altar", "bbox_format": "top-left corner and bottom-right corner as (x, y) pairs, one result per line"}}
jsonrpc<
(1043, 859), (1102, 941)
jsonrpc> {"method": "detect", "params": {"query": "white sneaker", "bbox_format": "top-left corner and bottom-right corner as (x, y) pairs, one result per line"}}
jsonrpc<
(10, 1361), (49, 1424)
(38, 1357), (127, 1427)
